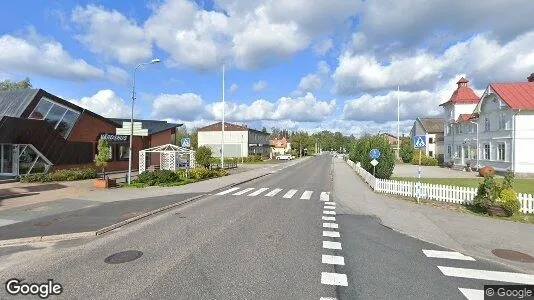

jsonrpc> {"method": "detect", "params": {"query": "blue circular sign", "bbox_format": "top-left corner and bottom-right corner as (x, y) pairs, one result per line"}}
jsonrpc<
(369, 148), (381, 159)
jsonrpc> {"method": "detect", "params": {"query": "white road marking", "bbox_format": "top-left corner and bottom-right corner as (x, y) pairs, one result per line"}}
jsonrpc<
(320, 192), (330, 202)
(322, 255), (345, 265)
(323, 210), (336, 215)
(233, 188), (255, 195)
(323, 241), (342, 250)
(458, 288), (483, 300)
(248, 188), (269, 196)
(324, 201), (336, 205)
(265, 188), (283, 197)
(323, 231), (340, 238)
(438, 266), (534, 284)
(217, 187), (240, 195)
(323, 223), (339, 229)
(422, 250), (475, 261)
(322, 216), (336, 221)
(319, 298), (337, 300)
(324, 205), (336, 210)
(283, 189), (298, 199)
(300, 190), (313, 200)
(321, 272), (348, 286)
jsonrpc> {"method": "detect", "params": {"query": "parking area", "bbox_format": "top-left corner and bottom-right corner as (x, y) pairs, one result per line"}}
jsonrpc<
(392, 163), (483, 178)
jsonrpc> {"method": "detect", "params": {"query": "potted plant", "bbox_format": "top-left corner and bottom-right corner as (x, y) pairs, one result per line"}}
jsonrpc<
(93, 139), (116, 188)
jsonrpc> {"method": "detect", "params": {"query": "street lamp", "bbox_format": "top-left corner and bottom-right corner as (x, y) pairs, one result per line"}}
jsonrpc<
(468, 120), (479, 170)
(128, 58), (161, 184)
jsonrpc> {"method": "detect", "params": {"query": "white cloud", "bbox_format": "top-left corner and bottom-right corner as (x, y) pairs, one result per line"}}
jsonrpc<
(150, 93), (205, 121)
(272, 93), (336, 122)
(252, 80), (268, 91)
(313, 38), (333, 56)
(297, 60), (331, 92)
(72, 5), (152, 65)
(69, 90), (132, 118)
(105, 66), (130, 84)
(230, 83), (238, 92)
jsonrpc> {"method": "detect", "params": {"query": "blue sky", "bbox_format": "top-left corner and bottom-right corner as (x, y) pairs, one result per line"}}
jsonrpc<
(1, 0), (533, 135)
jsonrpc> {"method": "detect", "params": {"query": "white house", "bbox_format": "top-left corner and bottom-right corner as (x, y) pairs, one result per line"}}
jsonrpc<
(410, 117), (445, 162)
(442, 74), (534, 176)
(197, 122), (270, 157)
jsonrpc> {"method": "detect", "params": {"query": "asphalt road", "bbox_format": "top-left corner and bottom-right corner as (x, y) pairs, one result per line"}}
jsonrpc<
(1, 154), (532, 300)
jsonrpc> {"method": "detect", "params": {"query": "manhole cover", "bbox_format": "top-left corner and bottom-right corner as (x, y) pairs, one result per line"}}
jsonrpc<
(104, 250), (143, 264)
(492, 249), (534, 263)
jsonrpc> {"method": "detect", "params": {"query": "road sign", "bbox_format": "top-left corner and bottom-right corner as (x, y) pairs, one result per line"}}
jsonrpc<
(370, 159), (379, 166)
(413, 135), (426, 149)
(181, 137), (191, 148)
(369, 148), (381, 159)
(116, 121), (148, 136)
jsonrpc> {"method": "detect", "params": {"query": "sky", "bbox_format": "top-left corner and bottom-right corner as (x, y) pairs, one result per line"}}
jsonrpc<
(1, 0), (534, 136)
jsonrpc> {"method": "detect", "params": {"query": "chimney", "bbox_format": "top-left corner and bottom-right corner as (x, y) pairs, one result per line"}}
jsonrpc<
(528, 73), (534, 82)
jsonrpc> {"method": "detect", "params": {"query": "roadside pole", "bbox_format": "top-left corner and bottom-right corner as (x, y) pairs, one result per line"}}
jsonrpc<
(413, 135), (426, 204)
(417, 149), (422, 203)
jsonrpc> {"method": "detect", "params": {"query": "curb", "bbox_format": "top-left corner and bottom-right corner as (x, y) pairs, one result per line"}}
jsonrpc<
(0, 231), (96, 247)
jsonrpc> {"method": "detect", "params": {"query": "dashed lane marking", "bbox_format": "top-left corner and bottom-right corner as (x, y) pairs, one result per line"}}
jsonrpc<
(283, 189), (298, 199)
(322, 255), (345, 265)
(265, 188), (283, 197)
(323, 210), (336, 215)
(321, 272), (348, 286)
(248, 188), (269, 196)
(323, 231), (340, 238)
(438, 266), (534, 284)
(324, 205), (336, 210)
(323, 241), (342, 250)
(322, 223), (338, 229)
(422, 249), (476, 261)
(324, 202), (335, 205)
(320, 192), (330, 202)
(233, 188), (255, 195)
(217, 187), (240, 195)
(300, 190), (314, 200)
(319, 298), (337, 300)
(322, 216), (336, 221)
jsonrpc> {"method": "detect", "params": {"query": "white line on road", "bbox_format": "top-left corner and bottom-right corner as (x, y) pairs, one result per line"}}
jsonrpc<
(323, 210), (336, 215)
(322, 255), (345, 265)
(320, 192), (330, 202)
(323, 223), (338, 229)
(319, 298), (337, 300)
(438, 266), (534, 284)
(323, 231), (340, 238)
(458, 288), (483, 300)
(217, 187), (240, 195)
(324, 205), (336, 210)
(233, 188), (255, 195)
(265, 188), (283, 197)
(300, 190), (313, 200)
(324, 201), (335, 205)
(283, 189), (298, 199)
(422, 250), (475, 261)
(248, 188), (269, 196)
(323, 241), (342, 250)
(322, 216), (336, 221)
(321, 272), (348, 286)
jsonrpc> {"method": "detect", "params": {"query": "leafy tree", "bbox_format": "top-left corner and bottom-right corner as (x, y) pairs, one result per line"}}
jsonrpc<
(349, 134), (395, 179)
(0, 77), (32, 91)
(190, 128), (198, 149)
(261, 127), (267, 133)
(195, 146), (212, 168)
(400, 138), (414, 163)
(94, 139), (110, 179)
(174, 125), (189, 147)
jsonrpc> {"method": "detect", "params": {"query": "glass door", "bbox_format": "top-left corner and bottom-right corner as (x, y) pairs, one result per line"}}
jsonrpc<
(0, 144), (14, 174)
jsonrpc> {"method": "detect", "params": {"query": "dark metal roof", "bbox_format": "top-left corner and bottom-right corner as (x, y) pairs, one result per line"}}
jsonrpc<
(417, 117), (445, 133)
(0, 88), (39, 117)
(109, 118), (181, 136)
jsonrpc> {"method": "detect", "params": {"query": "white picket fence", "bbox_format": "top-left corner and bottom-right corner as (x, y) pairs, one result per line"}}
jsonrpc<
(346, 159), (534, 214)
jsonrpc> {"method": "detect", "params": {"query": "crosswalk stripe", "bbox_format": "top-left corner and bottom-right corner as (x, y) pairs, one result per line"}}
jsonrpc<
(323, 231), (340, 238)
(283, 189), (298, 199)
(321, 272), (348, 286)
(323, 223), (338, 229)
(323, 210), (336, 215)
(320, 298), (337, 300)
(248, 188), (269, 196)
(233, 188), (255, 195)
(265, 188), (283, 197)
(322, 254), (345, 265)
(320, 192), (330, 202)
(458, 288), (483, 300)
(324, 205), (336, 210)
(217, 187), (240, 195)
(422, 250), (475, 261)
(323, 241), (342, 250)
(300, 190), (313, 200)
(438, 266), (534, 284)
(322, 216), (336, 221)
(324, 201), (335, 205)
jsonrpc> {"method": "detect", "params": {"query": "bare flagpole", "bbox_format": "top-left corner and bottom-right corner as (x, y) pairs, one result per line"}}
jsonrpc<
(221, 64), (225, 167)
(397, 85), (400, 159)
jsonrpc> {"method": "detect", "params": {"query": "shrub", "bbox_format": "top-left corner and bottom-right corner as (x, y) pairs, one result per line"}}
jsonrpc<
(195, 146), (212, 168)
(498, 188), (521, 216)
(20, 173), (51, 183)
(19, 168), (97, 183)
(400, 138), (413, 163)
(411, 150), (438, 166)
(135, 170), (181, 186)
(348, 134), (395, 179)
(94, 139), (110, 179)
(478, 166), (495, 177)
(473, 175), (500, 211)
(502, 169), (514, 190)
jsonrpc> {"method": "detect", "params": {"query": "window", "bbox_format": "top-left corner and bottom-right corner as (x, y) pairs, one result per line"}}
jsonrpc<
(484, 118), (490, 132)
(499, 112), (506, 130)
(498, 143), (505, 161)
(429, 151), (434, 157)
(463, 146), (468, 158)
(447, 145), (451, 158)
(428, 137), (434, 144)
(117, 145), (129, 161)
(28, 97), (80, 138)
(456, 145), (461, 158)
(29, 99), (53, 119)
(484, 144), (490, 160)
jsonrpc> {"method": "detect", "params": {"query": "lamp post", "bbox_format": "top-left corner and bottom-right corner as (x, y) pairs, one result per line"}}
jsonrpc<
(128, 58), (160, 184)
(469, 120), (479, 170)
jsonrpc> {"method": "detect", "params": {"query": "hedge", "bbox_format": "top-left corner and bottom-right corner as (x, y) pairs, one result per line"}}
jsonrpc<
(20, 168), (98, 183)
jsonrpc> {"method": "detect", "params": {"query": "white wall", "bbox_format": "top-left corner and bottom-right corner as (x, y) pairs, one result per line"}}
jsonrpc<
(514, 111), (534, 174)
(198, 130), (249, 157)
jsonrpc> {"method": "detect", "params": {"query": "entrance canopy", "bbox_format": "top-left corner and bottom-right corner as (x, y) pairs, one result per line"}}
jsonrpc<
(139, 144), (195, 174)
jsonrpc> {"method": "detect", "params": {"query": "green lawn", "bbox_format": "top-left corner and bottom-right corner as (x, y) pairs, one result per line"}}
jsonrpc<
(391, 177), (534, 194)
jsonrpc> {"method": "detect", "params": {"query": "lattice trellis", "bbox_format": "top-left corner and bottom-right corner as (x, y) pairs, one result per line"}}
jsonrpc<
(139, 151), (146, 173)
(138, 144), (195, 174)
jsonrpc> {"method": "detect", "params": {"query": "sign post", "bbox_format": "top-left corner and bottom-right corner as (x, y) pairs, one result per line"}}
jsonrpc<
(369, 149), (381, 177)
(413, 135), (427, 203)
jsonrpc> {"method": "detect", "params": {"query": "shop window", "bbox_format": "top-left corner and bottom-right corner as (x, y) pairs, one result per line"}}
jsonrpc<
(28, 97), (80, 138)
(117, 145), (129, 161)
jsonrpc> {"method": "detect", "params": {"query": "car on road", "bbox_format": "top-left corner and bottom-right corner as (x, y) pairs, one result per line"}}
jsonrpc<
(276, 154), (292, 160)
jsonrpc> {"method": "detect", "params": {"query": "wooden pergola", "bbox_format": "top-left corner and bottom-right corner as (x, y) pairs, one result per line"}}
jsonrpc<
(138, 144), (195, 174)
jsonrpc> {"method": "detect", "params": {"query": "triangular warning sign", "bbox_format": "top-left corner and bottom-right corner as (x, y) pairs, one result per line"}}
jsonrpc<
(414, 137), (425, 148)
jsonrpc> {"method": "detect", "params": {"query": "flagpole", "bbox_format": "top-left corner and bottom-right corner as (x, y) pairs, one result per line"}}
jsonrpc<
(397, 85), (400, 159)
(221, 64), (225, 167)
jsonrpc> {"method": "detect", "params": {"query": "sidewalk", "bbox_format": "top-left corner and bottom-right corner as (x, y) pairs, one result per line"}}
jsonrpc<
(333, 158), (534, 274)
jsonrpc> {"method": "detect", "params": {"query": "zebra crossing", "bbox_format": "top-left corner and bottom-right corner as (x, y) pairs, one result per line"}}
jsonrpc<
(216, 186), (328, 200)
(422, 249), (534, 299)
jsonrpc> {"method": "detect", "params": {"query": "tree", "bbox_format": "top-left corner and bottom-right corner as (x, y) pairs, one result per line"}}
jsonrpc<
(174, 125), (189, 147)
(94, 139), (110, 179)
(190, 128), (198, 149)
(349, 134), (395, 179)
(195, 146), (212, 168)
(261, 127), (267, 133)
(400, 138), (414, 163)
(0, 77), (32, 91)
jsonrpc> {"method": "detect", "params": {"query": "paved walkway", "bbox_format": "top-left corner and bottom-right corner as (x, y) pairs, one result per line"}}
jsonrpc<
(333, 158), (534, 274)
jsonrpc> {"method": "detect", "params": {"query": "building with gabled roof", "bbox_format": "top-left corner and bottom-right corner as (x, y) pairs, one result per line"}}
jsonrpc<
(410, 117), (445, 162)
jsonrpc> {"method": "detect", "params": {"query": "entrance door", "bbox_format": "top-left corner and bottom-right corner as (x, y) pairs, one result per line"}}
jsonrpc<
(0, 144), (14, 175)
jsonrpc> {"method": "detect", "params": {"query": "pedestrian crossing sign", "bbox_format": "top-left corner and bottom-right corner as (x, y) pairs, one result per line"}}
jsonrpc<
(413, 135), (426, 149)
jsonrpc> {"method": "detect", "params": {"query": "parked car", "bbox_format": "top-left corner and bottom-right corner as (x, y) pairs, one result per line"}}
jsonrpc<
(276, 154), (292, 160)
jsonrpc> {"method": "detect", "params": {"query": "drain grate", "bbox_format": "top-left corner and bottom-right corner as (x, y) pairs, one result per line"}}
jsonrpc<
(492, 249), (534, 263)
(104, 250), (143, 264)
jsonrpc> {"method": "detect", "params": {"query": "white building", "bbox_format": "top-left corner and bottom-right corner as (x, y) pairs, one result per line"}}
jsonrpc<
(197, 122), (270, 157)
(410, 118), (445, 162)
(442, 74), (534, 176)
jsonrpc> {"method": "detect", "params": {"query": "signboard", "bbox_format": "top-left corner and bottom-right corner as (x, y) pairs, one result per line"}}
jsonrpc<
(99, 133), (128, 142)
(369, 148), (381, 159)
(181, 137), (191, 148)
(413, 135), (426, 149)
(116, 121), (148, 136)
(370, 159), (379, 166)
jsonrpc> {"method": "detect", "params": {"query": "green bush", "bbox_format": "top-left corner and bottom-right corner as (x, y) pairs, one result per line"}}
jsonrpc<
(20, 168), (97, 183)
(499, 188), (521, 216)
(195, 146), (212, 168)
(135, 170), (181, 186)
(473, 175), (500, 211)
(20, 173), (51, 183)
(348, 134), (395, 179)
(411, 150), (438, 166)
(400, 138), (413, 163)
(188, 168), (227, 180)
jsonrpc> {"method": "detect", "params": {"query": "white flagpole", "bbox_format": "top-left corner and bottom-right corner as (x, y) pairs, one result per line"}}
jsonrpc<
(397, 85), (400, 159)
(221, 64), (225, 167)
